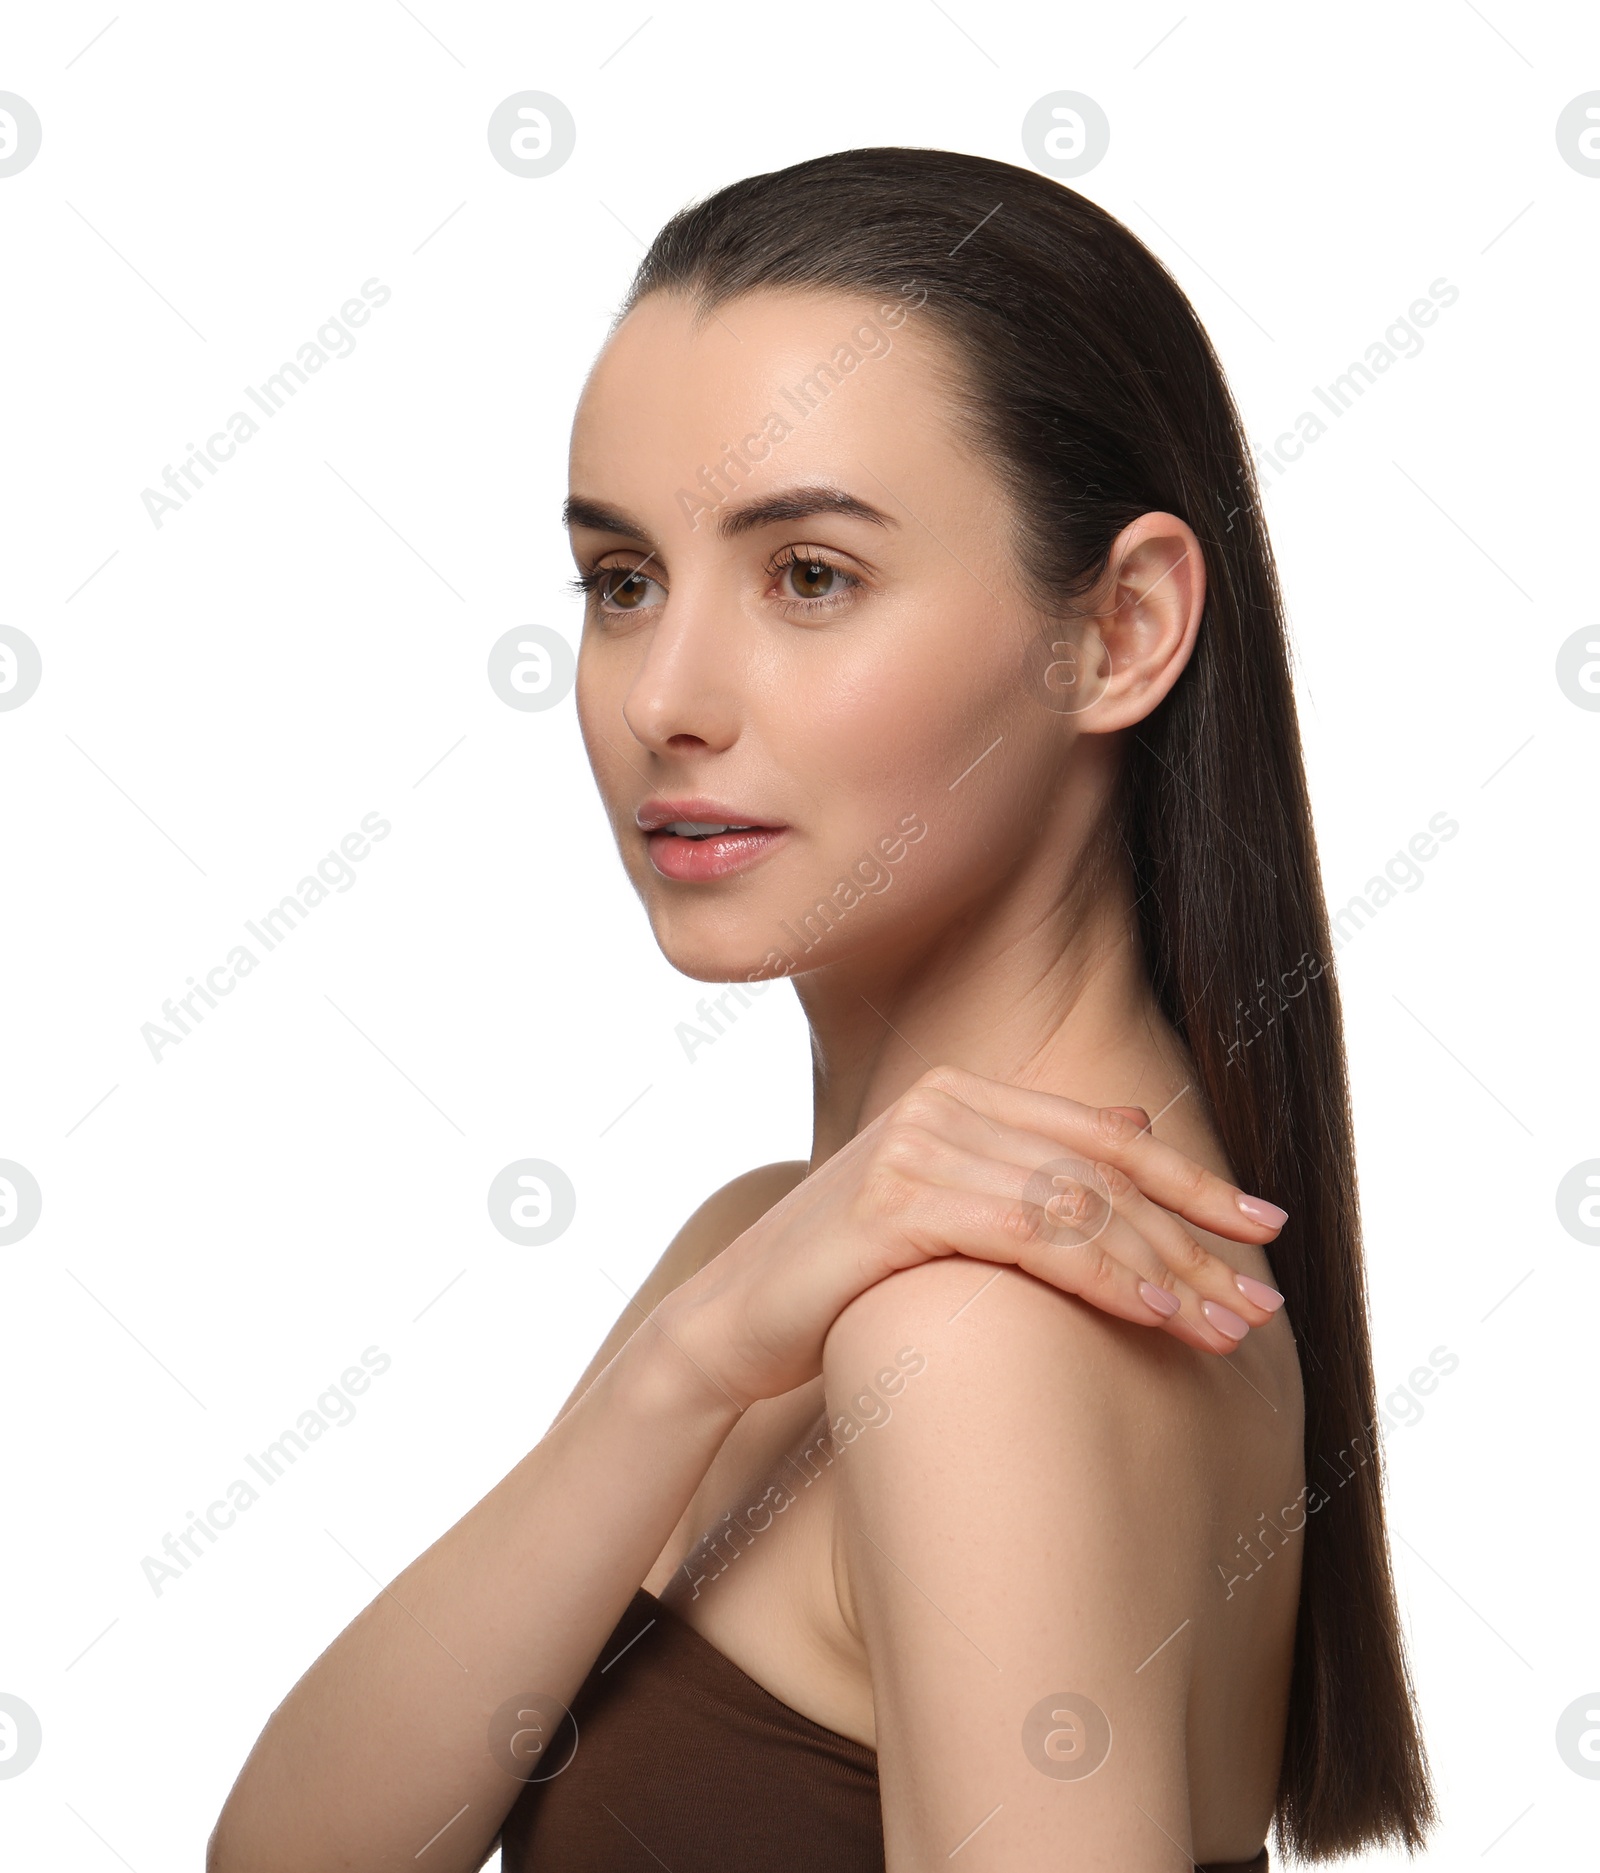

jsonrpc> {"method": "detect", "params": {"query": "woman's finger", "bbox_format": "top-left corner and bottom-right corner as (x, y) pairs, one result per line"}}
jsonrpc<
(1083, 1158), (1283, 1332)
(881, 1128), (1249, 1355)
(920, 1067), (1290, 1243)
(878, 1091), (1281, 1335)
(1007, 1155), (1271, 1350)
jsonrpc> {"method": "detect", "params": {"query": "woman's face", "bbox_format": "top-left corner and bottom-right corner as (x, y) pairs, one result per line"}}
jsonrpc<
(566, 288), (1165, 986)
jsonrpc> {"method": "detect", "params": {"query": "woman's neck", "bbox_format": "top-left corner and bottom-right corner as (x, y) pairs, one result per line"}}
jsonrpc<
(795, 834), (1200, 1172)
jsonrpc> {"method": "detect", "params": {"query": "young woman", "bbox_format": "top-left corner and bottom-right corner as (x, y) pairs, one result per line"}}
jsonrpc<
(209, 148), (1434, 1871)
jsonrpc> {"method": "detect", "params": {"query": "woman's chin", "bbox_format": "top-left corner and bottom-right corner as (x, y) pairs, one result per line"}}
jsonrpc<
(655, 939), (797, 987)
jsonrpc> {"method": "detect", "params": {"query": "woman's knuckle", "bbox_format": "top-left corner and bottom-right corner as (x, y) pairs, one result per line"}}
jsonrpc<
(1047, 1178), (1091, 1226)
(1086, 1244), (1118, 1290)
(1174, 1156), (1206, 1199)
(1171, 1227), (1209, 1273)
(895, 1086), (947, 1130)
(917, 1063), (969, 1100)
(1092, 1106), (1136, 1150)
(863, 1159), (919, 1219)
(1097, 1160), (1134, 1199)
(877, 1121), (930, 1172)
(999, 1200), (1046, 1249)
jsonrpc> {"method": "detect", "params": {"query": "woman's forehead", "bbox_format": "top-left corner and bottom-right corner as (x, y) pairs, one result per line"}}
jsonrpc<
(570, 289), (966, 500)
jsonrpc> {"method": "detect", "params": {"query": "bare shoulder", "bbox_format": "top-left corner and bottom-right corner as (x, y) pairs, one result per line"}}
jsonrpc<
(819, 1258), (1303, 1863)
(823, 1255), (1302, 1573)
(822, 1260), (1215, 1644)
(551, 1160), (809, 1422)
(825, 1252), (1277, 1440)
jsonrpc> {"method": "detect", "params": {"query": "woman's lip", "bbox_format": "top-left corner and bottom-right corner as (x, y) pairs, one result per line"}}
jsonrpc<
(636, 797), (785, 834)
(646, 825), (790, 882)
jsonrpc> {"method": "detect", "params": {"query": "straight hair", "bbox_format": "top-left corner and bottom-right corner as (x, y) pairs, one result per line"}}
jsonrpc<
(620, 145), (1435, 1859)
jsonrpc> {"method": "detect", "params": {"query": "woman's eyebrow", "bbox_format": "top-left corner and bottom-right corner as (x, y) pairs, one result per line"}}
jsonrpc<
(562, 495), (650, 539)
(717, 486), (898, 538)
(562, 484), (898, 543)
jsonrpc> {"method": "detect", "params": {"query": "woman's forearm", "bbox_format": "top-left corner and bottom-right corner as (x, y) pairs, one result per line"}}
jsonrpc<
(207, 1309), (742, 1873)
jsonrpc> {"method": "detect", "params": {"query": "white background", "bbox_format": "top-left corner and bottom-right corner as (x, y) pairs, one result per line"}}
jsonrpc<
(1, 2), (1593, 1866)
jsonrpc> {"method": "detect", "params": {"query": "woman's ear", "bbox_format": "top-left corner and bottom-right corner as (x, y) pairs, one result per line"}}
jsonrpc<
(1037, 512), (1206, 735)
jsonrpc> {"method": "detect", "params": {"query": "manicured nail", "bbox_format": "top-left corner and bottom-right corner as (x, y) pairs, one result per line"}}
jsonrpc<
(1139, 1281), (1181, 1318)
(1236, 1193), (1288, 1228)
(1202, 1300), (1250, 1341)
(1234, 1274), (1284, 1312)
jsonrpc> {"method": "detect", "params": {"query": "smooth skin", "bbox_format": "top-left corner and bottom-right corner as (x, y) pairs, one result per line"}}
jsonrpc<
(208, 291), (1304, 1873)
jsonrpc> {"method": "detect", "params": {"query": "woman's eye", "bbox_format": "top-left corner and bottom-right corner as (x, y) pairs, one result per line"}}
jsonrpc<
(578, 552), (858, 618)
(785, 559), (838, 600)
(596, 567), (661, 612)
(774, 553), (860, 608)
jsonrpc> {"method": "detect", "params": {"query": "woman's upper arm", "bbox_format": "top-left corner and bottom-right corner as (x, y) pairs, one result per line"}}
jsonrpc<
(823, 1259), (1206, 1872)
(550, 1160), (809, 1423)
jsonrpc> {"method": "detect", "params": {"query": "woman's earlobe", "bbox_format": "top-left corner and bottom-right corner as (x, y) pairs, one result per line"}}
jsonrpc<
(1019, 619), (1113, 720)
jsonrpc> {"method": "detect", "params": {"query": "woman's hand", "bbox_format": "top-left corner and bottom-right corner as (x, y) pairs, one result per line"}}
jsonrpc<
(652, 1065), (1288, 1412)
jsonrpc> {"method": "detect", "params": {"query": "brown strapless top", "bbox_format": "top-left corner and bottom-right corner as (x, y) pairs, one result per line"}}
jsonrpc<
(500, 1587), (1269, 1870)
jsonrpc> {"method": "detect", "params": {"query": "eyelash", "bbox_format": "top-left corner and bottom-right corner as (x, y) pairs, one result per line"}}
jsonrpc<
(568, 547), (863, 617)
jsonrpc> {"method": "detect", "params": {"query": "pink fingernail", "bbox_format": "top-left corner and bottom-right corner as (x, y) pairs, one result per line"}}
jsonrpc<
(1234, 1274), (1284, 1312)
(1139, 1281), (1181, 1318)
(1236, 1193), (1288, 1228)
(1202, 1300), (1250, 1341)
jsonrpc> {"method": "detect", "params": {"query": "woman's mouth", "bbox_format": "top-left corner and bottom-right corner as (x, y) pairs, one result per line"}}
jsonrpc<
(645, 821), (790, 881)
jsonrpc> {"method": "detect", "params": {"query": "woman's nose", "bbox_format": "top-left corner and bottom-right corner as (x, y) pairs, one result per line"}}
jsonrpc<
(620, 601), (741, 756)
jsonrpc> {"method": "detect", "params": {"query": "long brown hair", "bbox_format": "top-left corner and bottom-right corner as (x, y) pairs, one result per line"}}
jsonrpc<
(619, 145), (1434, 1859)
